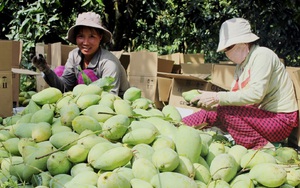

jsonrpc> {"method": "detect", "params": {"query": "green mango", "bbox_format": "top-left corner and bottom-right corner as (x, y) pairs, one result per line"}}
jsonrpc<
(47, 151), (72, 176)
(60, 102), (80, 127)
(31, 87), (63, 105)
(30, 109), (54, 124)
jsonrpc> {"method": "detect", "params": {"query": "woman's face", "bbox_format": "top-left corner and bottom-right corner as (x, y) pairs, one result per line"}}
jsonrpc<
(76, 27), (102, 58)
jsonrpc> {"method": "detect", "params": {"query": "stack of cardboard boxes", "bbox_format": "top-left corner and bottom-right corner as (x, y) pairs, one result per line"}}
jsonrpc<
(0, 40), (40, 117)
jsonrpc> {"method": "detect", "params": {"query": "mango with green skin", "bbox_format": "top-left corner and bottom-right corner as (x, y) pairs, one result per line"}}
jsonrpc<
(175, 125), (202, 163)
(182, 89), (200, 104)
(230, 173), (254, 188)
(174, 156), (195, 178)
(240, 150), (277, 169)
(97, 171), (131, 188)
(210, 153), (239, 183)
(65, 171), (99, 187)
(130, 178), (153, 188)
(101, 114), (130, 141)
(193, 162), (211, 184)
(76, 94), (101, 110)
(249, 163), (287, 187)
(30, 109), (54, 124)
(72, 115), (101, 134)
(123, 87), (142, 102)
(152, 147), (180, 172)
(88, 142), (121, 168)
(47, 151), (72, 176)
(92, 146), (133, 170)
(31, 87), (62, 105)
(82, 104), (115, 123)
(49, 131), (79, 150)
(60, 102), (80, 127)
(162, 104), (182, 123)
(114, 99), (134, 116)
(122, 127), (157, 145)
(67, 144), (89, 163)
(150, 172), (198, 188)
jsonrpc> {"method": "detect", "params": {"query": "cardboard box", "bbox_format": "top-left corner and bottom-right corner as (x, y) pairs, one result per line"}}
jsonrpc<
(111, 50), (130, 71)
(0, 40), (23, 71)
(159, 53), (205, 65)
(128, 51), (174, 108)
(156, 63), (213, 107)
(0, 68), (40, 117)
(286, 67), (300, 148)
(0, 71), (13, 117)
(35, 42), (77, 69)
(168, 78), (211, 112)
(0, 40), (23, 113)
(211, 64), (236, 91)
(288, 99), (300, 149)
(286, 66), (300, 100)
(157, 77), (172, 102)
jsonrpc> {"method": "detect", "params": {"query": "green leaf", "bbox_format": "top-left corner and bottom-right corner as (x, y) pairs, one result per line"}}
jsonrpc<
(90, 76), (115, 92)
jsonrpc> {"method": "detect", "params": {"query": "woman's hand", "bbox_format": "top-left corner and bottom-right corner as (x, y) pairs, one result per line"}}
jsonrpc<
(32, 54), (50, 73)
(190, 90), (219, 110)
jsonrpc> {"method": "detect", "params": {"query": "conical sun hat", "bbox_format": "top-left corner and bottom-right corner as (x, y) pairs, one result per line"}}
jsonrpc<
(217, 18), (259, 52)
(67, 12), (112, 45)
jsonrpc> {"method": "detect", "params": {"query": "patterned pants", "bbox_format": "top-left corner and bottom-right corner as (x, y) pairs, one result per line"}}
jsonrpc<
(182, 106), (299, 149)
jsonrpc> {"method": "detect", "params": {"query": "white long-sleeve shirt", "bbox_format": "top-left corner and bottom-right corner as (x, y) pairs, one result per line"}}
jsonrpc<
(218, 45), (298, 113)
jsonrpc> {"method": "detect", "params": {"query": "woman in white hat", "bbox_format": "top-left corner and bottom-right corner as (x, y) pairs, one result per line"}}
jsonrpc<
(32, 12), (130, 97)
(182, 18), (298, 149)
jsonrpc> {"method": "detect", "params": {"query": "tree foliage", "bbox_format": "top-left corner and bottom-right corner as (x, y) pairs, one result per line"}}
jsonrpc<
(1, 0), (300, 66)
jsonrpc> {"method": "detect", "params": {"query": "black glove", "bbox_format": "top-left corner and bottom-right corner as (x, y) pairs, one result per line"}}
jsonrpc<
(32, 54), (50, 73)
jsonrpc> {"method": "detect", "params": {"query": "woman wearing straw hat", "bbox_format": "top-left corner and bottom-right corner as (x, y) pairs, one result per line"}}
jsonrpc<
(182, 18), (298, 149)
(32, 12), (130, 97)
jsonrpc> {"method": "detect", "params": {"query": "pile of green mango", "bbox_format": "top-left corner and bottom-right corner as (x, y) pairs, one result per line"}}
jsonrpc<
(18, 91), (37, 107)
(0, 81), (300, 188)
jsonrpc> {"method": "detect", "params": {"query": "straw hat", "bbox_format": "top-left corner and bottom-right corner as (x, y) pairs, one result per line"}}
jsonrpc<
(217, 18), (259, 52)
(67, 12), (112, 44)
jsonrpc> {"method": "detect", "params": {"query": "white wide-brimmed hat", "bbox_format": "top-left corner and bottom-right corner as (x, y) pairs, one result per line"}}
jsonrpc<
(67, 12), (112, 44)
(217, 18), (259, 52)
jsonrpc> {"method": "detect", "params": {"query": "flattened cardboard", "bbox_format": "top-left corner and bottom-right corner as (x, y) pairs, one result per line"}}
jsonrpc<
(183, 53), (205, 64)
(111, 50), (124, 59)
(180, 63), (213, 75)
(157, 77), (172, 102)
(157, 72), (209, 82)
(129, 51), (158, 77)
(159, 53), (205, 65)
(111, 50), (130, 71)
(0, 40), (23, 71)
(211, 64), (236, 91)
(120, 52), (130, 71)
(286, 66), (300, 100)
(157, 58), (174, 73)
